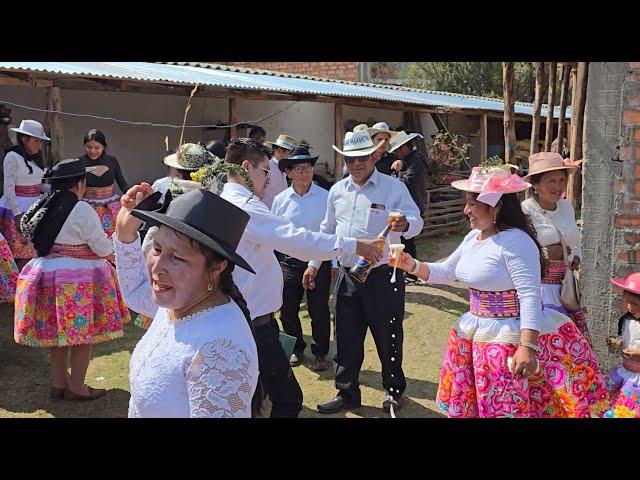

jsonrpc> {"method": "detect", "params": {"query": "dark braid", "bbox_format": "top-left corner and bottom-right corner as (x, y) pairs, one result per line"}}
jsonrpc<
(492, 193), (548, 277)
(189, 237), (265, 417)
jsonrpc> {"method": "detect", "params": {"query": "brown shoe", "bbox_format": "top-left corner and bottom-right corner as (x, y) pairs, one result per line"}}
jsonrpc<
(63, 386), (107, 401)
(50, 387), (66, 400)
(310, 356), (330, 371)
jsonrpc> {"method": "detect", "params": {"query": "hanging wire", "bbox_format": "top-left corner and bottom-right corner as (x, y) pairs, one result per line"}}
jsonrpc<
(0, 99), (299, 129)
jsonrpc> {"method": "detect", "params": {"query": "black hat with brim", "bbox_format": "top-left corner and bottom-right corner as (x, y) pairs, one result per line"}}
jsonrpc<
(278, 147), (319, 172)
(131, 189), (255, 274)
(42, 158), (97, 182)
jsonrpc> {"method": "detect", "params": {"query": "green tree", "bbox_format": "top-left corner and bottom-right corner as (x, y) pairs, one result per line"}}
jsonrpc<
(402, 62), (552, 104)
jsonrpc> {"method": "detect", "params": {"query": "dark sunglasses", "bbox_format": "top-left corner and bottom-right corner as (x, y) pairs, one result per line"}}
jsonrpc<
(344, 155), (371, 165)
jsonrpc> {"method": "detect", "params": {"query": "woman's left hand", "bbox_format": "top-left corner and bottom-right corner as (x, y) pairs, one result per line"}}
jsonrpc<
(510, 345), (538, 378)
(570, 255), (580, 271)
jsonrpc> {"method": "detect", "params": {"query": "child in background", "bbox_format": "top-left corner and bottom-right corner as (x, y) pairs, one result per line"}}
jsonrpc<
(605, 272), (640, 417)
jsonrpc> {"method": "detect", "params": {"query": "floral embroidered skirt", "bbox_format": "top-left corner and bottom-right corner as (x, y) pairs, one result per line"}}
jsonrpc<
(604, 365), (640, 418)
(541, 263), (591, 344)
(436, 309), (609, 418)
(0, 195), (39, 259)
(134, 313), (153, 330)
(0, 233), (19, 303)
(14, 256), (131, 347)
(86, 194), (121, 238)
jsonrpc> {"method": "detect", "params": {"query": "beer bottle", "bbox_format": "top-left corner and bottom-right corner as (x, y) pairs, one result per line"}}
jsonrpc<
(348, 225), (390, 284)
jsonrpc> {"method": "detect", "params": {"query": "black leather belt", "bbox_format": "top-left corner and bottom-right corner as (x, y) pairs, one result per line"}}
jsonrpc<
(253, 312), (274, 327)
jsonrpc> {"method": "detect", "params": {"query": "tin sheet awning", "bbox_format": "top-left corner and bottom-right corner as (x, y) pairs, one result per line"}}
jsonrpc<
(0, 61), (570, 118)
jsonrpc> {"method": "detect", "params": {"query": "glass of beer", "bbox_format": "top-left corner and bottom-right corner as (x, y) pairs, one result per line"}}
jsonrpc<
(387, 209), (403, 227)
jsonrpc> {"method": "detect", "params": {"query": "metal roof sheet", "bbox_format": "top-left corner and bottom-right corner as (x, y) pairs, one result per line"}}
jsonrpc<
(0, 62), (570, 118)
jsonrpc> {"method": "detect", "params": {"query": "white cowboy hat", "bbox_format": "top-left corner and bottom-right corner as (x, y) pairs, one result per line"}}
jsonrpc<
(389, 130), (424, 153)
(368, 122), (396, 137)
(265, 134), (298, 151)
(332, 130), (385, 157)
(10, 119), (50, 141)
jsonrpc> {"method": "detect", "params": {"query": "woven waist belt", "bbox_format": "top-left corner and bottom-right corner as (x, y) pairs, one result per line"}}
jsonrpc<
(15, 185), (41, 197)
(47, 243), (100, 260)
(85, 185), (115, 200)
(469, 288), (520, 318)
(542, 262), (568, 285)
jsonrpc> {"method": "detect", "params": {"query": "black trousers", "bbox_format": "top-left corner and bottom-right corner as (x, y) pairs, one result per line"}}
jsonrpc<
(334, 266), (406, 402)
(401, 236), (417, 260)
(279, 258), (331, 357)
(254, 317), (303, 418)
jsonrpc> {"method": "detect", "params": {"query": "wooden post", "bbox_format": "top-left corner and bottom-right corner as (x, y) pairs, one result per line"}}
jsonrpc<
(479, 114), (487, 163)
(544, 62), (557, 151)
(502, 62), (516, 163)
(334, 103), (344, 181)
(566, 62), (589, 211)
(530, 62), (544, 155)
(0, 104), (13, 196)
(556, 64), (571, 155)
(45, 87), (64, 166)
(228, 98), (237, 140)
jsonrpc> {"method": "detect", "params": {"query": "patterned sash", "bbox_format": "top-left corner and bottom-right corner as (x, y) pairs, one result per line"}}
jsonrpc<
(15, 185), (41, 197)
(46, 243), (100, 260)
(85, 185), (115, 200)
(469, 288), (520, 318)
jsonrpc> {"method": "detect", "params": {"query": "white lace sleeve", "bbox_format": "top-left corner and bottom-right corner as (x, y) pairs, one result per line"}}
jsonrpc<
(186, 339), (256, 418)
(3, 153), (22, 215)
(113, 232), (158, 318)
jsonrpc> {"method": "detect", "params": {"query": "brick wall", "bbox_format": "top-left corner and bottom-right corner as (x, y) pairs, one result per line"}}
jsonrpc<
(226, 62), (361, 82)
(582, 62), (639, 368)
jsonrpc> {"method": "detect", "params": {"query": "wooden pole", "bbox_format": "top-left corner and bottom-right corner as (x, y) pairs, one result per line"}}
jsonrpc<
(502, 62), (516, 163)
(334, 103), (344, 181)
(556, 64), (571, 155)
(0, 104), (12, 196)
(45, 87), (64, 165)
(530, 62), (544, 155)
(544, 62), (557, 151)
(566, 62), (589, 211)
(480, 113), (487, 163)
(228, 98), (237, 140)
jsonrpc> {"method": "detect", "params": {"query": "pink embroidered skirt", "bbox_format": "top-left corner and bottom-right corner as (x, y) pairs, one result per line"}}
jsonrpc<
(436, 288), (609, 418)
(0, 232), (19, 304)
(541, 261), (591, 344)
(0, 186), (41, 259)
(14, 243), (131, 347)
(605, 357), (640, 418)
(85, 186), (120, 238)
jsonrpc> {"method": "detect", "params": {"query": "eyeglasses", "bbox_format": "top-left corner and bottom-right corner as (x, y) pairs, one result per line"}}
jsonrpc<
(291, 166), (314, 174)
(344, 155), (371, 165)
(256, 165), (270, 179)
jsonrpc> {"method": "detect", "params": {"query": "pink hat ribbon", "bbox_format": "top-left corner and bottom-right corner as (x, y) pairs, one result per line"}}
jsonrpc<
(468, 168), (530, 207)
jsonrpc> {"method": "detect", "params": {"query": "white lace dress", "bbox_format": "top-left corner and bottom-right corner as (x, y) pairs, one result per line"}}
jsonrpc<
(114, 234), (260, 418)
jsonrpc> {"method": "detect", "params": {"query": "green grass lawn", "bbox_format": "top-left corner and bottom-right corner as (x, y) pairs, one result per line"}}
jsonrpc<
(0, 232), (468, 418)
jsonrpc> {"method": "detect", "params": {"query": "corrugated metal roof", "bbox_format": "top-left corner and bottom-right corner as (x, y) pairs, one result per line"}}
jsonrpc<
(0, 62), (570, 118)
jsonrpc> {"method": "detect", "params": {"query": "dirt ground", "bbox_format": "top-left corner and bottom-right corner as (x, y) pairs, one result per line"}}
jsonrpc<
(0, 233), (467, 418)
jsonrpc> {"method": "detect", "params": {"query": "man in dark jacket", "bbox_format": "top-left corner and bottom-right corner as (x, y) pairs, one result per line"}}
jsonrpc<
(390, 131), (427, 281)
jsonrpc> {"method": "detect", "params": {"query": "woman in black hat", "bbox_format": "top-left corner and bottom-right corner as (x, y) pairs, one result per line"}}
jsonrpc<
(114, 184), (262, 417)
(80, 129), (129, 238)
(14, 158), (131, 401)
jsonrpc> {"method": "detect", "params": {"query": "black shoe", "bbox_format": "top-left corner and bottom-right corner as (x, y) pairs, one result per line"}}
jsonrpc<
(310, 355), (330, 371)
(382, 394), (403, 414)
(317, 395), (361, 414)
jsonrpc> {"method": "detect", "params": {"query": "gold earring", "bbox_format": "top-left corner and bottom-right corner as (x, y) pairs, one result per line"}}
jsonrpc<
(207, 283), (213, 291)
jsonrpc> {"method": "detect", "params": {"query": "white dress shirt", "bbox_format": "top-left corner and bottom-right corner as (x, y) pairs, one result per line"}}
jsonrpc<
(272, 182), (335, 267)
(220, 182), (356, 320)
(309, 168), (423, 269)
(261, 156), (288, 209)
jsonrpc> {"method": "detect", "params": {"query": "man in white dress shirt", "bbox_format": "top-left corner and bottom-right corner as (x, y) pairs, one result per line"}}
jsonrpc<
(313, 129), (424, 414)
(271, 146), (332, 372)
(220, 138), (384, 418)
(262, 134), (297, 209)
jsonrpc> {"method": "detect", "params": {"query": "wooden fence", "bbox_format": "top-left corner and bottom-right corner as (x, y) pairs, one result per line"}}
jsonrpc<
(418, 185), (468, 238)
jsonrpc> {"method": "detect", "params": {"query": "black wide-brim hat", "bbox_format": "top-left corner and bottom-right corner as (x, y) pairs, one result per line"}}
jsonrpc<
(131, 189), (255, 274)
(42, 158), (97, 182)
(278, 147), (319, 172)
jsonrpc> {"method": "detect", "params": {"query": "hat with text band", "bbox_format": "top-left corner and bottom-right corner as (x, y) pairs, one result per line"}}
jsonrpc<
(332, 130), (385, 157)
(265, 134), (298, 151)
